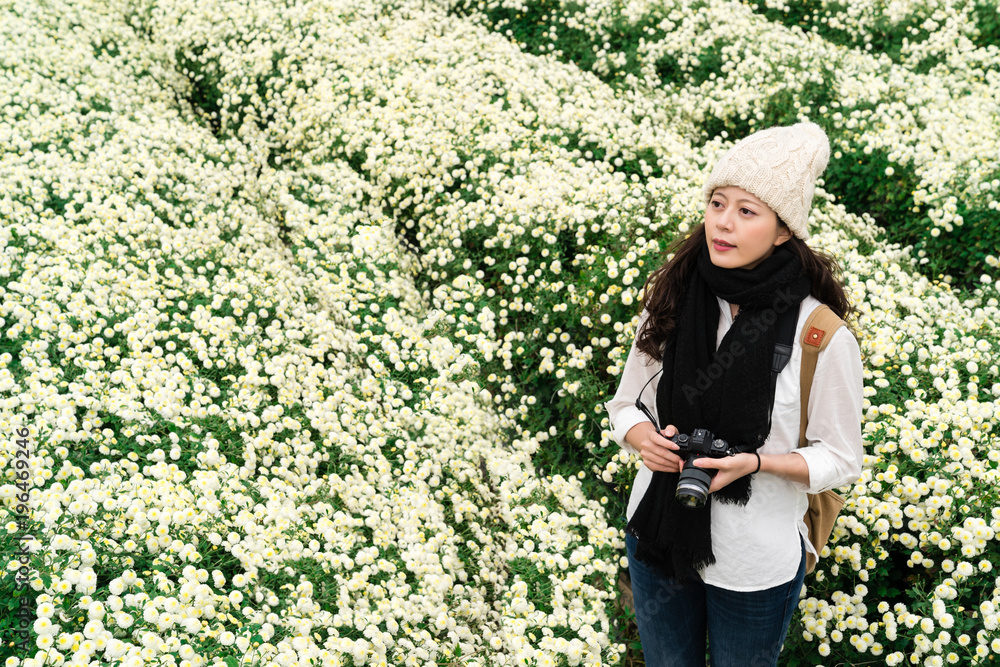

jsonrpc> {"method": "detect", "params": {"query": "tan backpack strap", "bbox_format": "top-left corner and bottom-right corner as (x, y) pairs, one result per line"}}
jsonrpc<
(799, 304), (846, 448)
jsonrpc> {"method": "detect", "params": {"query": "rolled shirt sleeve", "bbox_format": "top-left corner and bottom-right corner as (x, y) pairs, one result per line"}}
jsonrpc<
(791, 325), (865, 494)
(604, 311), (661, 457)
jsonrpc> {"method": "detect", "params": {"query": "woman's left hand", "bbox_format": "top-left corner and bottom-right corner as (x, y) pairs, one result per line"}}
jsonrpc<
(689, 453), (759, 494)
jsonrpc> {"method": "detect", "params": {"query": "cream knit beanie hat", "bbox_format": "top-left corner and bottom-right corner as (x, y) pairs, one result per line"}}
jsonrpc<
(702, 122), (830, 240)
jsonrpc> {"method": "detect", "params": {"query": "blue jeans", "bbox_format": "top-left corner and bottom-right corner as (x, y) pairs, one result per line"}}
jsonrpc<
(625, 532), (806, 667)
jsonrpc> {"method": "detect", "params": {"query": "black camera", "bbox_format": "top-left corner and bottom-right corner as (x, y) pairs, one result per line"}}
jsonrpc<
(667, 428), (736, 509)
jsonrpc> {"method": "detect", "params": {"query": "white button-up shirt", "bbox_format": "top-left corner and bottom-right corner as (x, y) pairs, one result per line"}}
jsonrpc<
(605, 294), (864, 590)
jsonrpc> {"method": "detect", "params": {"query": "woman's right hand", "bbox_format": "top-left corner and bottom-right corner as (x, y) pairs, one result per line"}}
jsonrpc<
(636, 424), (684, 473)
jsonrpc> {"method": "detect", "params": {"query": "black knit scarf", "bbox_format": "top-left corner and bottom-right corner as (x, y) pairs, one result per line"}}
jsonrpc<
(625, 243), (811, 581)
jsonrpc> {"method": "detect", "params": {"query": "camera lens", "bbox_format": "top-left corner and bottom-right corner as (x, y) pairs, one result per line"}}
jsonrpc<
(675, 481), (708, 508)
(675, 466), (714, 509)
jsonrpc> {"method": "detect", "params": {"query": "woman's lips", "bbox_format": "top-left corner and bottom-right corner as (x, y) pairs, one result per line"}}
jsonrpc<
(713, 239), (736, 251)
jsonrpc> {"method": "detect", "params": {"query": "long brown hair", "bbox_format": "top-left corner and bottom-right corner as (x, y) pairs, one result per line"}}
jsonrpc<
(636, 222), (854, 362)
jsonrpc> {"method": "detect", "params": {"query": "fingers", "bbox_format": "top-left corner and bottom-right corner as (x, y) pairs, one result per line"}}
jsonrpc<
(639, 426), (683, 473)
(691, 457), (719, 470)
(693, 453), (751, 473)
(699, 454), (757, 493)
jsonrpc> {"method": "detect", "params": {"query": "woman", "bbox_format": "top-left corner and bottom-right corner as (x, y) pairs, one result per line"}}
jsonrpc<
(604, 122), (864, 667)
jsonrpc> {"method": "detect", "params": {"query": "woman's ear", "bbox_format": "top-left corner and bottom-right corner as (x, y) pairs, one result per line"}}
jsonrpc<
(774, 225), (793, 247)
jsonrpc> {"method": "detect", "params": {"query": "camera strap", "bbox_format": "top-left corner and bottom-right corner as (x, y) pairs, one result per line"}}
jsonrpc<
(768, 302), (800, 417)
(772, 305), (798, 375)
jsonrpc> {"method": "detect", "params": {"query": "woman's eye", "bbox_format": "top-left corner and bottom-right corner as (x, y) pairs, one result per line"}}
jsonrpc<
(740, 208), (755, 216)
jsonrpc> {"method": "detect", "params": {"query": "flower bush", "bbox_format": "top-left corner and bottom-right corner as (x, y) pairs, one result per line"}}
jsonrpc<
(0, 0), (999, 666)
(446, 0), (1000, 285)
(0, 0), (625, 664)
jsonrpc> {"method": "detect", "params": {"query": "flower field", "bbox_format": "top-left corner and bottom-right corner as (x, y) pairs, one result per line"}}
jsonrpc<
(1, 0), (999, 665)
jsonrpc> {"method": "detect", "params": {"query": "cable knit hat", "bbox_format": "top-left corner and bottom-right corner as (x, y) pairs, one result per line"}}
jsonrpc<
(702, 122), (830, 240)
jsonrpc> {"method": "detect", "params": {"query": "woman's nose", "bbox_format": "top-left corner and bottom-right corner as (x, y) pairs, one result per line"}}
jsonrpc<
(715, 210), (734, 231)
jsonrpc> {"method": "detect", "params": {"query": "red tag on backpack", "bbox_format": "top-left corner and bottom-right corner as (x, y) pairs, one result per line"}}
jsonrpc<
(804, 326), (825, 347)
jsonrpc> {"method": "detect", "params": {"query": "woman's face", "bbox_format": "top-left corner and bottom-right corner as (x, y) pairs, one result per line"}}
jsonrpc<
(704, 186), (792, 270)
